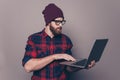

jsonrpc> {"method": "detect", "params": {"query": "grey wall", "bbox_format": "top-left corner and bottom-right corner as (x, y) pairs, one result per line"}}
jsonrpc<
(0, 0), (120, 80)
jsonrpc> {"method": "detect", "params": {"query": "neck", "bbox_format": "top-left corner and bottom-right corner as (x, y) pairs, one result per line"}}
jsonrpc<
(45, 26), (54, 38)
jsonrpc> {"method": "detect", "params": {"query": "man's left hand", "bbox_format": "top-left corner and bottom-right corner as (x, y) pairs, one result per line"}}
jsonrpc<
(88, 60), (96, 69)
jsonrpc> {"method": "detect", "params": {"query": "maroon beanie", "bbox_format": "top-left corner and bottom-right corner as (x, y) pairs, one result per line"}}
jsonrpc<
(42, 3), (64, 25)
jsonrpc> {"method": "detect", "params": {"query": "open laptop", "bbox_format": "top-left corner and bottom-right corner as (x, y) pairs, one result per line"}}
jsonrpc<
(60, 39), (108, 69)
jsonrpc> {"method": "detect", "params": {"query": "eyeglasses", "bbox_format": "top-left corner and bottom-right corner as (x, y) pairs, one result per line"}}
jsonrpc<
(52, 20), (66, 26)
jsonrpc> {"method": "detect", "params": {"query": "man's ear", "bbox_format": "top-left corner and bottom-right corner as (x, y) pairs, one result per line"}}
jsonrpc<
(46, 23), (50, 28)
(47, 23), (51, 26)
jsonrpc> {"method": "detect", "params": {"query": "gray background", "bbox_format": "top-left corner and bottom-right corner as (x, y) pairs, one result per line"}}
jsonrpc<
(0, 0), (120, 80)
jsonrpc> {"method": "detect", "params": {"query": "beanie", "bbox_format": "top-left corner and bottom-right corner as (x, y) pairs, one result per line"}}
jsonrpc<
(42, 3), (64, 25)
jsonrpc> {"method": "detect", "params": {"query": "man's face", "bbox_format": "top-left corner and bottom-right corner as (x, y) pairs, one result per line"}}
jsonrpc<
(49, 17), (66, 36)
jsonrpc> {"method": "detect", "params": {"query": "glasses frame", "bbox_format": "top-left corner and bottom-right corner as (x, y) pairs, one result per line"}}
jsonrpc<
(52, 20), (66, 26)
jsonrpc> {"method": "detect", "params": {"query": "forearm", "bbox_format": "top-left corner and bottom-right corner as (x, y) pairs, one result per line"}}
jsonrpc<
(24, 55), (55, 72)
(24, 53), (76, 72)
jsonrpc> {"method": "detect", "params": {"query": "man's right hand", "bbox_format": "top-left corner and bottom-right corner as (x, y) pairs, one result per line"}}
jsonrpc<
(53, 54), (76, 61)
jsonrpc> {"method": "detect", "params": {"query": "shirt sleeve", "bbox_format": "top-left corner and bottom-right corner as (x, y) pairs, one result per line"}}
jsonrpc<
(22, 36), (37, 67)
(65, 37), (73, 55)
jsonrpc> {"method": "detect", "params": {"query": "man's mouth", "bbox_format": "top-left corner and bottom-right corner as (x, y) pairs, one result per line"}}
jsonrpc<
(57, 27), (62, 30)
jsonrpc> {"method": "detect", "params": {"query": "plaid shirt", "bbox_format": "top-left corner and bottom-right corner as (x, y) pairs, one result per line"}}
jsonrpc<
(22, 29), (73, 80)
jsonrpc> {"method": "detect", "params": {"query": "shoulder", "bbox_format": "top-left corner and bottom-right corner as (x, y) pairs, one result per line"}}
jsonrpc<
(61, 33), (71, 40)
(61, 33), (73, 44)
(29, 31), (42, 37)
(27, 31), (43, 44)
(29, 31), (42, 39)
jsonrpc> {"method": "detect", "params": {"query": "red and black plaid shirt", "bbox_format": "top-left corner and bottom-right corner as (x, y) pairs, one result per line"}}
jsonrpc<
(22, 29), (73, 80)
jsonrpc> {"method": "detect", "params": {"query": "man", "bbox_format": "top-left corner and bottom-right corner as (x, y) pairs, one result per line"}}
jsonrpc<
(22, 3), (95, 80)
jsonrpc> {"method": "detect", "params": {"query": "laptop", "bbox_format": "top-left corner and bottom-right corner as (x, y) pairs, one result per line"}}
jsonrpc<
(60, 39), (108, 69)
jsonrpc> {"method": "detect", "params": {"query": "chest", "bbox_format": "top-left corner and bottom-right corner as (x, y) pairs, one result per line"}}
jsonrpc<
(34, 39), (68, 57)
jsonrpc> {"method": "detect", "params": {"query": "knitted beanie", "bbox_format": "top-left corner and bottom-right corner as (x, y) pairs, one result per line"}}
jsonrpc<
(42, 3), (64, 25)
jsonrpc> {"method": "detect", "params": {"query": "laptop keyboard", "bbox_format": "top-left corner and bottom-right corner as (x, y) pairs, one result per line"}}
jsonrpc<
(72, 59), (87, 66)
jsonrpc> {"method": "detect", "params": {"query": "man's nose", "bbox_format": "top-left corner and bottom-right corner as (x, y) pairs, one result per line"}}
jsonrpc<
(59, 23), (62, 27)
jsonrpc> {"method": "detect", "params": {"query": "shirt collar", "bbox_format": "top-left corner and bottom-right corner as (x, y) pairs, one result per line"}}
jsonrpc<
(41, 28), (49, 38)
(41, 28), (62, 39)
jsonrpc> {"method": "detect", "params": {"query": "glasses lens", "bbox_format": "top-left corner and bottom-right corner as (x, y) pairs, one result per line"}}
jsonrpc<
(61, 20), (66, 25)
(52, 20), (66, 25)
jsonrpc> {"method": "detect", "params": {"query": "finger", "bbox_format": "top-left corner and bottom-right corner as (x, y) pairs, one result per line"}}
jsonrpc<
(92, 61), (95, 66)
(67, 55), (76, 61)
(71, 58), (76, 61)
(90, 63), (95, 68)
(67, 57), (76, 61)
(88, 65), (92, 69)
(92, 63), (96, 67)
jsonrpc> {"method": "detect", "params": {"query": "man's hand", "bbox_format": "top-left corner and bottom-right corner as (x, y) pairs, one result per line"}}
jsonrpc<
(53, 54), (76, 61)
(87, 60), (96, 69)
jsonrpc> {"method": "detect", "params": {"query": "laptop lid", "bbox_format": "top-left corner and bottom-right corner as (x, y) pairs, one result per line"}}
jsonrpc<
(60, 39), (108, 68)
(85, 39), (108, 68)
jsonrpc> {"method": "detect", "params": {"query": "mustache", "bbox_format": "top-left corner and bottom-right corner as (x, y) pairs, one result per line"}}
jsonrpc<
(56, 27), (62, 30)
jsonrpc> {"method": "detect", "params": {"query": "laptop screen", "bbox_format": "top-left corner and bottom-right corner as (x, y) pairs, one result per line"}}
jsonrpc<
(86, 39), (108, 66)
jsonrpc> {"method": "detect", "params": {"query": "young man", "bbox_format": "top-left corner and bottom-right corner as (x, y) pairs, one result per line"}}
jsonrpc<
(22, 3), (95, 80)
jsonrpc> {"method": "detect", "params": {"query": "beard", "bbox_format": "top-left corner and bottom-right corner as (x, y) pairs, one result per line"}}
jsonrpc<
(50, 25), (62, 36)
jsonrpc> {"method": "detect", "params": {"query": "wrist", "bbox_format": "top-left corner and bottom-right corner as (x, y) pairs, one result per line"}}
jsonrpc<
(52, 54), (57, 60)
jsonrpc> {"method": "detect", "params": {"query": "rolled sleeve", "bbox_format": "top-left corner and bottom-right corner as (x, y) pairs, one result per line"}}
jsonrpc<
(22, 37), (37, 67)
